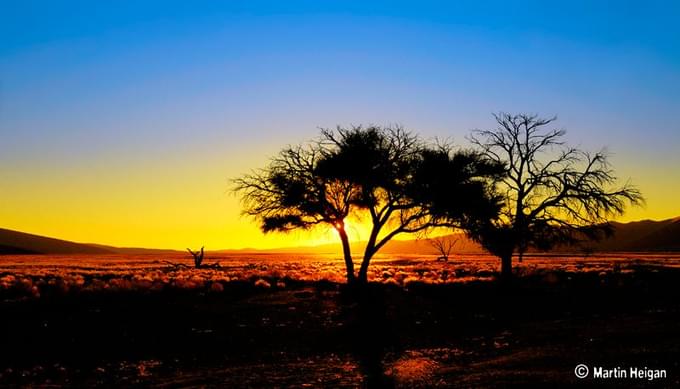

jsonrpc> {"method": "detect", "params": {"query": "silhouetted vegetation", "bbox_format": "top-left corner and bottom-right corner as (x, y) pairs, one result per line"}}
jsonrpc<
(234, 126), (501, 283)
(234, 115), (644, 284)
(428, 236), (459, 262)
(466, 113), (644, 279)
(187, 247), (204, 269)
(187, 246), (205, 268)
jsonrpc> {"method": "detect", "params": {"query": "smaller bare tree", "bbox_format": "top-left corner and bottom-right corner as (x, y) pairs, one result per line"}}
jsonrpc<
(187, 246), (205, 268)
(428, 236), (459, 262)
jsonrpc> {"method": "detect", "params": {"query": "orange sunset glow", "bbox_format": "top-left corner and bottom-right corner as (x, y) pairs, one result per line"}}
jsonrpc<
(1, 141), (677, 250)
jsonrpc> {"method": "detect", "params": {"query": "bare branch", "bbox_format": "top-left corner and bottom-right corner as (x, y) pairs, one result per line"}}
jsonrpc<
(469, 113), (644, 278)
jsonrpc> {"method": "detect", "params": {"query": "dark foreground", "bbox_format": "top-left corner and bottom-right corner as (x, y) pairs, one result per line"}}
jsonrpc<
(1, 268), (679, 388)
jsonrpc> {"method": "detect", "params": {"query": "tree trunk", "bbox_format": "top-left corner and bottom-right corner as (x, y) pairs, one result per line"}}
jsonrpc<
(337, 228), (355, 283)
(501, 253), (513, 281)
(357, 252), (374, 284)
(357, 225), (381, 284)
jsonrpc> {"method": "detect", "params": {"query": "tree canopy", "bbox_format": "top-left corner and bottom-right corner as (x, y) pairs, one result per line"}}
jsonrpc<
(234, 125), (502, 283)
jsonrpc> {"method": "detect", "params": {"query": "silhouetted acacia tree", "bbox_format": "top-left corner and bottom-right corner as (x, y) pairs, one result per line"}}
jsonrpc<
(233, 142), (360, 282)
(468, 113), (643, 280)
(234, 126), (502, 284)
(407, 145), (505, 240)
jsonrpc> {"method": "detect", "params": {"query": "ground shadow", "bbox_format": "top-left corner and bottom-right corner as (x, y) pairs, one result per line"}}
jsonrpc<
(338, 284), (399, 388)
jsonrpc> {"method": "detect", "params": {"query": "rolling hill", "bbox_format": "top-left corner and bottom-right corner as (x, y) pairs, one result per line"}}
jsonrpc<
(583, 217), (680, 252)
(1, 216), (679, 255)
(0, 228), (113, 255)
(0, 228), (180, 255)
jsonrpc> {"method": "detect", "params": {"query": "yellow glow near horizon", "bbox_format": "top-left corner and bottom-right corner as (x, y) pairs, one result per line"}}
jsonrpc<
(1, 144), (678, 250)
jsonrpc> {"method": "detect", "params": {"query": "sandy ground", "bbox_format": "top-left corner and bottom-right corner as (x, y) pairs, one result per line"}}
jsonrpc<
(0, 254), (679, 387)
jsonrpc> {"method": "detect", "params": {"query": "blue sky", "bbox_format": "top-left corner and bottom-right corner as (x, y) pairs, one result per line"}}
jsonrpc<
(1, 1), (679, 247)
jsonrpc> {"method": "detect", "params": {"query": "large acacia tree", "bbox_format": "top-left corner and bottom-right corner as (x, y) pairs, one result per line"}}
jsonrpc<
(234, 125), (501, 283)
(467, 113), (644, 279)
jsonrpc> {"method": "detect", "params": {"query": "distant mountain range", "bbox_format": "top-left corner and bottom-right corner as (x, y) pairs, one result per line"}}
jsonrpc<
(0, 228), (180, 255)
(1, 216), (679, 256)
(583, 217), (680, 252)
(220, 217), (680, 255)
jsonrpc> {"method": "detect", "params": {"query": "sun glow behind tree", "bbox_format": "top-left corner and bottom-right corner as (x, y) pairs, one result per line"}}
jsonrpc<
(235, 125), (502, 283)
